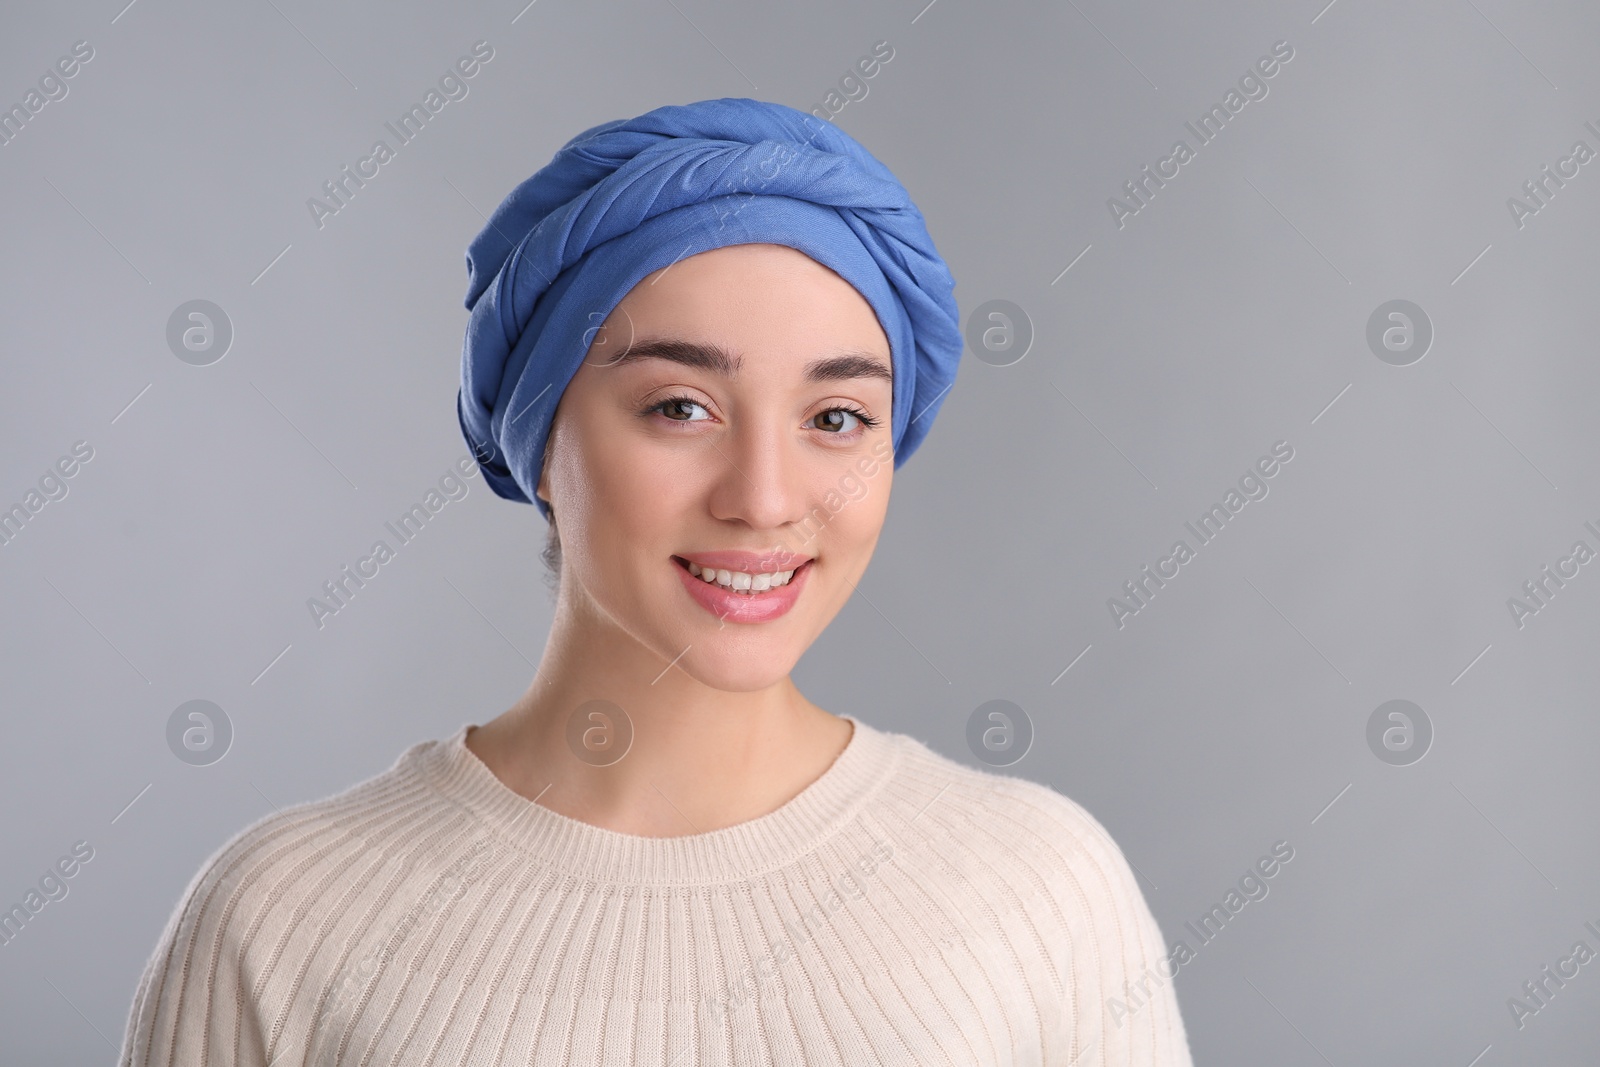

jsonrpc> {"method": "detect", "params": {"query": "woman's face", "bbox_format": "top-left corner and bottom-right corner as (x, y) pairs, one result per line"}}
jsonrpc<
(537, 242), (895, 692)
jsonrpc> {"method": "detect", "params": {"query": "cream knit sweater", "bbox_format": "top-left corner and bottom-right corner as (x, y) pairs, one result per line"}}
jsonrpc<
(120, 716), (1192, 1066)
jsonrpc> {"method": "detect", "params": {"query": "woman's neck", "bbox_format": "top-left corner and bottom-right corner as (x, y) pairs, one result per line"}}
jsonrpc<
(463, 596), (854, 837)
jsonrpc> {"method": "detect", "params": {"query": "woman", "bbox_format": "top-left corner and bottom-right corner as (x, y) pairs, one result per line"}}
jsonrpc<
(120, 98), (1192, 1066)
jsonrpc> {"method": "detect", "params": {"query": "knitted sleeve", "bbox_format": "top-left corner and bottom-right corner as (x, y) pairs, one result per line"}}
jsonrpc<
(1038, 788), (1195, 1066)
(118, 820), (283, 1067)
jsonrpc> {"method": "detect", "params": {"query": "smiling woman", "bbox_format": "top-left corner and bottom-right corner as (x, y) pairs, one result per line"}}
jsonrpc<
(119, 97), (1194, 1067)
(530, 243), (896, 649)
(543, 323), (899, 596)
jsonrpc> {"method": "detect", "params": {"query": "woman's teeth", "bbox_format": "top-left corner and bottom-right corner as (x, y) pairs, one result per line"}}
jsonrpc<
(685, 560), (797, 594)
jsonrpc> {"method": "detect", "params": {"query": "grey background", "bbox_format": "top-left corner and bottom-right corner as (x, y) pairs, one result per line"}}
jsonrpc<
(2, 0), (1597, 1063)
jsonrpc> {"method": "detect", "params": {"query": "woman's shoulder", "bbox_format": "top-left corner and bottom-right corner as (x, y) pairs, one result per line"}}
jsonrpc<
(859, 724), (1192, 1061)
(155, 736), (482, 958)
(120, 730), (497, 1065)
(152, 740), (433, 936)
(869, 723), (1152, 896)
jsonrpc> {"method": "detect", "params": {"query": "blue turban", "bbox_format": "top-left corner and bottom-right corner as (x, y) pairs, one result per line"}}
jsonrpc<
(456, 96), (962, 519)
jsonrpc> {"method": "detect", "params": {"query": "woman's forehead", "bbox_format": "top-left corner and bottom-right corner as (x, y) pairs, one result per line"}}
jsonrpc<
(601, 245), (892, 372)
(625, 244), (878, 322)
(591, 333), (892, 388)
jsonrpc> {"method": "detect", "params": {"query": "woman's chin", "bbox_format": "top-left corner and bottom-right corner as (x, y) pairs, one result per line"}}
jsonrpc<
(668, 646), (803, 694)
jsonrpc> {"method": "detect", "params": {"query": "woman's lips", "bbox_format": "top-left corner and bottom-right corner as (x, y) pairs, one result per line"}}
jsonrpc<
(674, 548), (812, 573)
(671, 556), (813, 624)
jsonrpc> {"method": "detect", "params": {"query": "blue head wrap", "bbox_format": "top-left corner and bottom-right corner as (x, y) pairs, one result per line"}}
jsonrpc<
(457, 96), (962, 519)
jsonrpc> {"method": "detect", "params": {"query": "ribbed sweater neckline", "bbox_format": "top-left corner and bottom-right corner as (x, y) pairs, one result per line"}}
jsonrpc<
(411, 715), (902, 886)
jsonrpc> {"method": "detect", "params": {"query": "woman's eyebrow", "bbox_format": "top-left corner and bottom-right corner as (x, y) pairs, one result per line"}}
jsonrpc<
(601, 337), (891, 383)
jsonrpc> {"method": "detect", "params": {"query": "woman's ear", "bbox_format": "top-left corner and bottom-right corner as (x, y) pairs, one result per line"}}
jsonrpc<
(534, 442), (552, 504)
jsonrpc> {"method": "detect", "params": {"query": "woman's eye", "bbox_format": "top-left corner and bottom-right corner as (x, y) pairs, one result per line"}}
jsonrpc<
(647, 397), (876, 434)
(654, 397), (710, 422)
(812, 407), (865, 434)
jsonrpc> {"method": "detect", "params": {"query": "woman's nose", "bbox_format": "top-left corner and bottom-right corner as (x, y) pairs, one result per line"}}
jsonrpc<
(705, 417), (813, 533)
